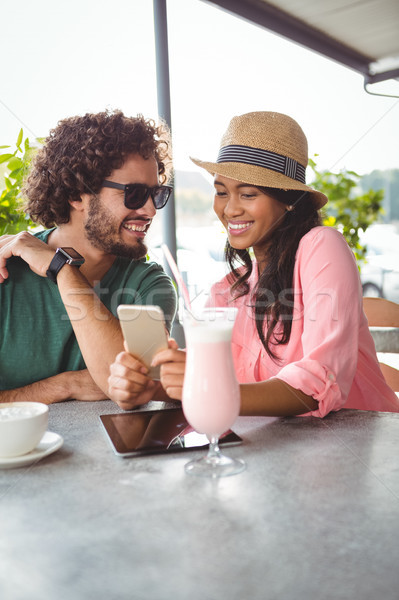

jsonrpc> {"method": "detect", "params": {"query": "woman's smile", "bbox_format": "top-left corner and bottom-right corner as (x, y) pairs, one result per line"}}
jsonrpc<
(227, 220), (254, 235)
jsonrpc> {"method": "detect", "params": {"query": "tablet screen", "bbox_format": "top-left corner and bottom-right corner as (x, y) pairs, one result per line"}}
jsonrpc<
(100, 408), (242, 457)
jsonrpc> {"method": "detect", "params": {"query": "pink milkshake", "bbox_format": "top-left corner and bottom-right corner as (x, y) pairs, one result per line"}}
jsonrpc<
(182, 308), (240, 438)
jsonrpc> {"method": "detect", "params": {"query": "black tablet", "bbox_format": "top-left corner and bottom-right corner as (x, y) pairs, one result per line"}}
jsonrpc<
(100, 407), (242, 457)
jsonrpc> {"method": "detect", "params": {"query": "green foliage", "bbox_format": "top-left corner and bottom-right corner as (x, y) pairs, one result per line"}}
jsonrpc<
(0, 129), (37, 235)
(309, 157), (384, 263)
(360, 168), (399, 221)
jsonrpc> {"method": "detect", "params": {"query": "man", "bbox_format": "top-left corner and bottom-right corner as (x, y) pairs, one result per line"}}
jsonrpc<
(0, 109), (177, 404)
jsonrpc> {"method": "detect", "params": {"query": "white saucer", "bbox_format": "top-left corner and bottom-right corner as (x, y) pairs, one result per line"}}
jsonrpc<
(0, 431), (64, 469)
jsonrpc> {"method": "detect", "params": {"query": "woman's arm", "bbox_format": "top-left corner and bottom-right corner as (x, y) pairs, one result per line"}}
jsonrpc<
(240, 379), (318, 416)
(154, 345), (318, 416)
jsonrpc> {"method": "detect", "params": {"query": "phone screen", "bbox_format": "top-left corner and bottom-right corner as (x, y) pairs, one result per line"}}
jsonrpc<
(100, 408), (242, 457)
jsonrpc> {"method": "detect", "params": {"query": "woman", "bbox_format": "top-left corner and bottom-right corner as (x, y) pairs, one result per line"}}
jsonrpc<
(108, 111), (399, 417)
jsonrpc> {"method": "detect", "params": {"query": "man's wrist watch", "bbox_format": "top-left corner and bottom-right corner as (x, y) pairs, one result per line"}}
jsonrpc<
(46, 247), (85, 284)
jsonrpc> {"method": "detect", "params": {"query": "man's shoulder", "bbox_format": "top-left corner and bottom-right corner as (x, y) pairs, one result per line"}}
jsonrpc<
(33, 228), (54, 243)
(106, 257), (174, 293)
(114, 257), (168, 280)
(109, 258), (177, 327)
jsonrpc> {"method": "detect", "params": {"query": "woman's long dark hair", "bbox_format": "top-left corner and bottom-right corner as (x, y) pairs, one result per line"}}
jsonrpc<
(225, 186), (322, 360)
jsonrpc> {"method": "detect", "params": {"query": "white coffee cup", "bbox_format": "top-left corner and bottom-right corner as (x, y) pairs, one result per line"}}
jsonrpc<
(0, 402), (49, 458)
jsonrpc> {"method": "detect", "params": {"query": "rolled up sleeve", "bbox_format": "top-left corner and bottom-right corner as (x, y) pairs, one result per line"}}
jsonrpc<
(276, 361), (342, 417)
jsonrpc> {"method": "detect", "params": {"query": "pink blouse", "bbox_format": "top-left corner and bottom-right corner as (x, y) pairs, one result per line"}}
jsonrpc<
(208, 226), (399, 417)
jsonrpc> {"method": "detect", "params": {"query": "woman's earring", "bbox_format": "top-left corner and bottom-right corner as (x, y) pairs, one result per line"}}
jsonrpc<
(286, 205), (294, 212)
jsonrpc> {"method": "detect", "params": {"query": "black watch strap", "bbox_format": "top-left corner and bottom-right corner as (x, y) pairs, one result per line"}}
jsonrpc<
(46, 248), (84, 284)
(46, 252), (69, 284)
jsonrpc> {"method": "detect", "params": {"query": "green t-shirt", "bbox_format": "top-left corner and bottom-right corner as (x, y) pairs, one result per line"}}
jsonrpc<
(0, 229), (177, 390)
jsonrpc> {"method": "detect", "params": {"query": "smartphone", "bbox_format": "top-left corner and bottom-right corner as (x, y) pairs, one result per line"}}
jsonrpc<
(117, 305), (168, 379)
(99, 408), (243, 457)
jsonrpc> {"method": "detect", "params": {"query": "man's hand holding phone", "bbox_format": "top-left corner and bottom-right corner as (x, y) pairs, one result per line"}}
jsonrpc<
(108, 339), (186, 410)
(108, 305), (169, 410)
(108, 342), (160, 410)
(108, 304), (187, 410)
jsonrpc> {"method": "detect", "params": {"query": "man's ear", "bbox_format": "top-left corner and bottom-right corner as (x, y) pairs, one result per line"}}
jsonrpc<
(69, 193), (90, 211)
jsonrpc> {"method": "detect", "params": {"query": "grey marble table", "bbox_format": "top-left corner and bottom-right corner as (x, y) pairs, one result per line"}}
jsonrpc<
(1, 401), (398, 600)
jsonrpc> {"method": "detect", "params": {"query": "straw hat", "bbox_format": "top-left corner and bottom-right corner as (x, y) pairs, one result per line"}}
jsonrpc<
(190, 111), (328, 208)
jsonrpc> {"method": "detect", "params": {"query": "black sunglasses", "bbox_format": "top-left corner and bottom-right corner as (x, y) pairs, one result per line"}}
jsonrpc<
(102, 180), (172, 210)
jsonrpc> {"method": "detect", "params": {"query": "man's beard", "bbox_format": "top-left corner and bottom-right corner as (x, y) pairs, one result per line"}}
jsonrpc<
(84, 197), (148, 260)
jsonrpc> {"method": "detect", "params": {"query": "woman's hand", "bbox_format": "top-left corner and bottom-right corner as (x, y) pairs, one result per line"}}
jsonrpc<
(152, 339), (186, 401)
(107, 342), (158, 410)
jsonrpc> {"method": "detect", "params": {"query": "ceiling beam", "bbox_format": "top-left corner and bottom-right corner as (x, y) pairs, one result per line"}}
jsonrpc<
(202, 0), (375, 76)
(365, 68), (399, 85)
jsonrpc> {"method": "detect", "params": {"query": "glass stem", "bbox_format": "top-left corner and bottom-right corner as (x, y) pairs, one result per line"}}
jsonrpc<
(207, 436), (221, 461)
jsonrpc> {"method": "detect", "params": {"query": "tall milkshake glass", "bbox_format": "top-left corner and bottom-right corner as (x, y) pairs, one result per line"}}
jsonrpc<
(182, 307), (245, 477)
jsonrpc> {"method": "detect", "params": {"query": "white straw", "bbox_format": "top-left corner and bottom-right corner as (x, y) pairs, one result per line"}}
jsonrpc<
(161, 244), (192, 311)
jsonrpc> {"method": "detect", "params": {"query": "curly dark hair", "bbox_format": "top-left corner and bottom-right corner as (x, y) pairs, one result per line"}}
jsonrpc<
(23, 109), (172, 227)
(225, 187), (322, 360)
